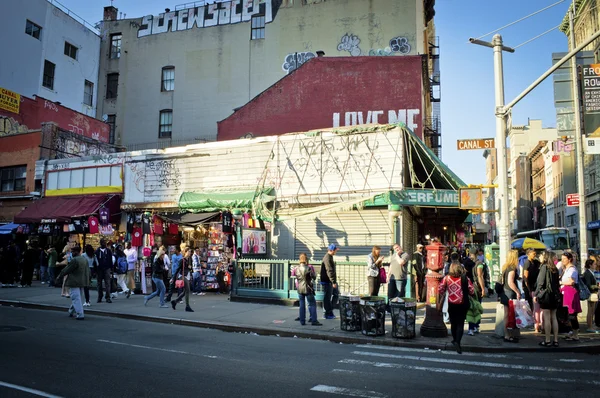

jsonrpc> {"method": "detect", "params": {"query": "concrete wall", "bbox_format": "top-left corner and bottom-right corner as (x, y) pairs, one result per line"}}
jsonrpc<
(97, 0), (428, 146)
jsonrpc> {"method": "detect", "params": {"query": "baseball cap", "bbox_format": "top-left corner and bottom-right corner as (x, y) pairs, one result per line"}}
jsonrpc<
(328, 243), (338, 251)
(416, 244), (424, 249)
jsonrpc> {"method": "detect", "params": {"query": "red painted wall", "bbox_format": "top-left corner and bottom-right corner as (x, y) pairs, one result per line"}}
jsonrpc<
(218, 56), (424, 141)
(0, 95), (110, 143)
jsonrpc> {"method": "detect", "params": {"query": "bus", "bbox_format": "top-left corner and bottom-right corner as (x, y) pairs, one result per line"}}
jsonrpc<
(515, 227), (571, 253)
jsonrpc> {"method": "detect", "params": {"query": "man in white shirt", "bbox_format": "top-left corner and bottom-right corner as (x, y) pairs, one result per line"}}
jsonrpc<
(124, 242), (138, 295)
(191, 248), (205, 296)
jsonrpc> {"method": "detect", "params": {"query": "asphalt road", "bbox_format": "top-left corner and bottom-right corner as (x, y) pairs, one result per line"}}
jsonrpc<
(0, 306), (598, 398)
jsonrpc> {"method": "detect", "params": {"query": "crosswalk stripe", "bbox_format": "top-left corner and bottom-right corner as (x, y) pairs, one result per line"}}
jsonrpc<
(354, 344), (515, 359)
(350, 351), (595, 374)
(338, 359), (600, 386)
(310, 385), (387, 397)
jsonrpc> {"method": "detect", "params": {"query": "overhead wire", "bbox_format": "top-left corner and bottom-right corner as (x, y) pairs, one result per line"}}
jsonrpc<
(513, 24), (562, 48)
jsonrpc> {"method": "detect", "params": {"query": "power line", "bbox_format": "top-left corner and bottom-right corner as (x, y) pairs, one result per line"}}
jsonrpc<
(514, 24), (562, 49)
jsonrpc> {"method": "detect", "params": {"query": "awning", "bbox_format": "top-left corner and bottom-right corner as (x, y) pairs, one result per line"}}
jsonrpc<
(160, 212), (220, 226)
(14, 195), (112, 224)
(0, 223), (21, 235)
(178, 188), (276, 213)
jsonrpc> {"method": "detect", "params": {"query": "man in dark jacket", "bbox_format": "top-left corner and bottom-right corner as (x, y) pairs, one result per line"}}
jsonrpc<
(95, 239), (114, 303)
(412, 244), (426, 302)
(320, 243), (339, 319)
(56, 245), (89, 320)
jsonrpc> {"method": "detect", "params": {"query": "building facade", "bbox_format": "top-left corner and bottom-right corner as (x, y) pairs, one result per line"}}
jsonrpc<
(96, 0), (439, 151)
(0, 0), (101, 117)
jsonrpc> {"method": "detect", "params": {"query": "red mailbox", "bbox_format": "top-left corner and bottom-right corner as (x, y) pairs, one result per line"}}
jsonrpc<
(426, 241), (446, 272)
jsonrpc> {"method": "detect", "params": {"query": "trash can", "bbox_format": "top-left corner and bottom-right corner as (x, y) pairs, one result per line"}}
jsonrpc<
(339, 295), (361, 331)
(359, 296), (386, 336)
(390, 298), (416, 339)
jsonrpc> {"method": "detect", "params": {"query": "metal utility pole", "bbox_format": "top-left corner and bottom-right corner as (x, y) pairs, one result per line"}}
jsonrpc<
(470, 34), (515, 266)
(569, 3), (588, 262)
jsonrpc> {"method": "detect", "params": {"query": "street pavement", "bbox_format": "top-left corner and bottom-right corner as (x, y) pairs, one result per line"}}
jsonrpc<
(0, 306), (598, 398)
(1, 282), (600, 353)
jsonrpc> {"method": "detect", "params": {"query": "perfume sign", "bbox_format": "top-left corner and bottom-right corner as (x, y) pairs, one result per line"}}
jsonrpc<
(553, 140), (573, 154)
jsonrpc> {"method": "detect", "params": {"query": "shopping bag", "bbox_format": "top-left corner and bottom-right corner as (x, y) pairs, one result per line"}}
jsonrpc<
(513, 299), (534, 329)
(506, 299), (516, 329)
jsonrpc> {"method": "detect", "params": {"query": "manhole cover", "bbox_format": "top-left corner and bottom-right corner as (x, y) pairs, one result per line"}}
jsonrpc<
(0, 326), (26, 332)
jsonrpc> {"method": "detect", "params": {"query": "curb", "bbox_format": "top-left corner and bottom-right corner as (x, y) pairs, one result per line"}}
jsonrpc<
(2, 299), (599, 354)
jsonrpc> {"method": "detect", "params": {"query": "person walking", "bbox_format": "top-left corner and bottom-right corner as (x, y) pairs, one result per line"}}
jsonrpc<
(56, 245), (90, 320)
(82, 245), (98, 307)
(521, 248), (538, 311)
(192, 248), (205, 296)
(295, 253), (322, 326)
(39, 247), (49, 285)
(170, 248), (193, 312)
(560, 252), (581, 341)
(467, 253), (485, 335)
(438, 259), (474, 354)
(581, 258), (598, 333)
(500, 249), (521, 343)
(412, 244), (426, 303)
(114, 245), (131, 298)
(95, 239), (114, 303)
(535, 251), (561, 347)
(320, 244), (339, 320)
(367, 246), (384, 296)
(58, 243), (73, 297)
(124, 242), (138, 295)
(388, 244), (409, 302)
(166, 247), (183, 302)
(47, 246), (58, 288)
(144, 249), (169, 308)
(20, 244), (38, 287)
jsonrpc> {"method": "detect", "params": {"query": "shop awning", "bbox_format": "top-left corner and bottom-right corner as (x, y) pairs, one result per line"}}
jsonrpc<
(178, 188), (276, 213)
(14, 195), (111, 224)
(160, 212), (220, 227)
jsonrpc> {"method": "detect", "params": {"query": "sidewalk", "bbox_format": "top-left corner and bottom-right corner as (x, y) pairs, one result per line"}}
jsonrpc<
(1, 282), (599, 353)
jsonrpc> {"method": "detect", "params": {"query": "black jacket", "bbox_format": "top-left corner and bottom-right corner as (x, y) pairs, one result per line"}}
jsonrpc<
(320, 253), (337, 284)
(152, 258), (165, 278)
(173, 256), (192, 279)
(95, 248), (113, 270)
(296, 263), (316, 295)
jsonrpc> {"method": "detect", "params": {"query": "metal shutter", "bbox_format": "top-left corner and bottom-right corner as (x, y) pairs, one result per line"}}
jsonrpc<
(402, 209), (417, 253)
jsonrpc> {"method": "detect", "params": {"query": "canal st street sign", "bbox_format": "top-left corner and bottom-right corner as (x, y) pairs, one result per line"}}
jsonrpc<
(456, 138), (495, 150)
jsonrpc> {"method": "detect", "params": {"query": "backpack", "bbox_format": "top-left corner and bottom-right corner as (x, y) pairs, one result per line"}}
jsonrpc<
(578, 275), (591, 301)
(116, 256), (128, 274)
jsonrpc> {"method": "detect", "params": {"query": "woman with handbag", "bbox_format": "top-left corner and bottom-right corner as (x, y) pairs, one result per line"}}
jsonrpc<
(500, 250), (521, 343)
(560, 252), (581, 341)
(144, 249), (169, 308)
(581, 258), (598, 332)
(534, 251), (560, 347)
(367, 246), (385, 296)
(437, 256), (474, 354)
(170, 247), (194, 312)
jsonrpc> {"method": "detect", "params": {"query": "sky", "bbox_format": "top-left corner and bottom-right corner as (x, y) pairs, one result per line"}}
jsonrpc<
(57, 0), (573, 186)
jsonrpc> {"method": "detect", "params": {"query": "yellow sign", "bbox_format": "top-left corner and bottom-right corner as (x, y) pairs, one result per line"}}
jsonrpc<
(459, 187), (482, 210)
(0, 87), (20, 114)
(456, 138), (495, 150)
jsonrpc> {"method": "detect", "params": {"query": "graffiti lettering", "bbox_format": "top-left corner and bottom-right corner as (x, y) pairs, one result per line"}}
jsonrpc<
(337, 33), (361, 56)
(282, 52), (315, 74)
(146, 159), (181, 189)
(0, 117), (29, 136)
(51, 163), (70, 170)
(44, 100), (59, 112)
(389, 36), (411, 54)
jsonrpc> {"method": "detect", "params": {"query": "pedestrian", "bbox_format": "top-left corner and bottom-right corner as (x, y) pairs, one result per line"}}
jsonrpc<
(521, 248), (538, 311)
(57, 243), (73, 297)
(192, 248), (205, 296)
(95, 239), (114, 303)
(20, 244), (37, 287)
(124, 242), (138, 295)
(320, 243), (339, 320)
(462, 252), (476, 283)
(412, 244), (426, 302)
(47, 246), (58, 287)
(144, 249), (169, 308)
(467, 253), (486, 335)
(170, 247), (193, 312)
(39, 246), (49, 285)
(560, 252), (581, 341)
(388, 244), (409, 302)
(367, 246), (384, 296)
(534, 250), (561, 347)
(114, 245), (131, 298)
(581, 258), (598, 333)
(438, 258), (474, 354)
(166, 247), (183, 302)
(5, 241), (20, 287)
(56, 245), (90, 320)
(500, 249), (521, 343)
(81, 245), (97, 307)
(295, 253), (322, 326)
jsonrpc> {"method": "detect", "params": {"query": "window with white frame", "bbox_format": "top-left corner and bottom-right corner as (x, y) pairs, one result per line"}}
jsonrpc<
(251, 14), (265, 40)
(159, 110), (173, 138)
(110, 33), (122, 59)
(161, 66), (175, 91)
(83, 80), (94, 106)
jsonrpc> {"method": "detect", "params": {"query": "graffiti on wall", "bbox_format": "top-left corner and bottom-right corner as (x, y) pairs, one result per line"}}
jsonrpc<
(332, 109), (420, 132)
(282, 52), (316, 74)
(137, 0), (282, 38)
(368, 36), (411, 56)
(337, 33), (361, 56)
(0, 117), (29, 136)
(146, 159), (181, 189)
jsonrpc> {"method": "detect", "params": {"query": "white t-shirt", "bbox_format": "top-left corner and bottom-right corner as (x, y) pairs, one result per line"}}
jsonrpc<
(561, 265), (579, 285)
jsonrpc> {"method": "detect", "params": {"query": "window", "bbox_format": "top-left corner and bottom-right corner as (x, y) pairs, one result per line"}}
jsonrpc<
(159, 110), (173, 138)
(64, 42), (78, 60)
(25, 20), (41, 40)
(42, 60), (55, 90)
(106, 114), (116, 144)
(106, 73), (119, 99)
(83, 80), (94, 106)
(592, 201), (599, 221)
(161, 66), (175, 91)
(110, 34), (122, 59)
(1, 166), (27, 192)
(591, 171), (597, 190)
(251, 14), (265, 40)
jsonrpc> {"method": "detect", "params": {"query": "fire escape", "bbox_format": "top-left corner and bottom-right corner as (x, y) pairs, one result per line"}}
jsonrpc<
(425, 36), (442, 159)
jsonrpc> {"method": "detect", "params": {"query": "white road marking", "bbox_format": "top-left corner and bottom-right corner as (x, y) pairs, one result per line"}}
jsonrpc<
(0, 381), (63, 398)
(310, 385), (387, 397)
(331, 369), (361, 375)
(350, 351), (596, 374)
(354, 344), (515, 359)
(559, 359), (584, 363)
(338, 359), (600, 386)
(98, 339), (219, 359)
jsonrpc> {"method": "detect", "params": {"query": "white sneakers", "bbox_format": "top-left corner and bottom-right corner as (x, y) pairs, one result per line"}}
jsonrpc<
(83, 302), (91, 307)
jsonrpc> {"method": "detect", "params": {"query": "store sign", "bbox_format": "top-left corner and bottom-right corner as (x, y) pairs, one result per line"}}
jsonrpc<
(456, 138), (495, 150)
(399, 189), (459, 208)
(0, 87), (20, 114)
(584, 138), (600, 154)
(41, 219), (57, 223)
(582, 64), (600, 137)
(588, 220), (600, 230)
(254, 263), (271, 277)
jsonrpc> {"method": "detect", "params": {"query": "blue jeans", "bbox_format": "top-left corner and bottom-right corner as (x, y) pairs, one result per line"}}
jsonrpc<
(68, 287), (84, 318)
(192, 271), (203, 293)
(322, 283), (339, 316)
(298, 293), (317, 324)
(48, 267), (56, 287)
(145, 277), (166, 305)
(40, 266), (48, 283)
(387, 277), (406, 300)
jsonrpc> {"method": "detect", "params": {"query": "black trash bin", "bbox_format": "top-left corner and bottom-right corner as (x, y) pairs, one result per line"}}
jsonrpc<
(359, 296), (386, 336)
(390, 298), (416, 339)
(339, 295), (361, 331)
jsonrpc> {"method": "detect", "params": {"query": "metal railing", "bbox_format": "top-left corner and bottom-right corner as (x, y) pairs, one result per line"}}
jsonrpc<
(47, 0), (100, 34)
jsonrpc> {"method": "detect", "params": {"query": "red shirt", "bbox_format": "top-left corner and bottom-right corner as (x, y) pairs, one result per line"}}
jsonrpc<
(438, 275), (474, 305)
(88, 216), (99, 234)
(131, 227), (143, 247)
